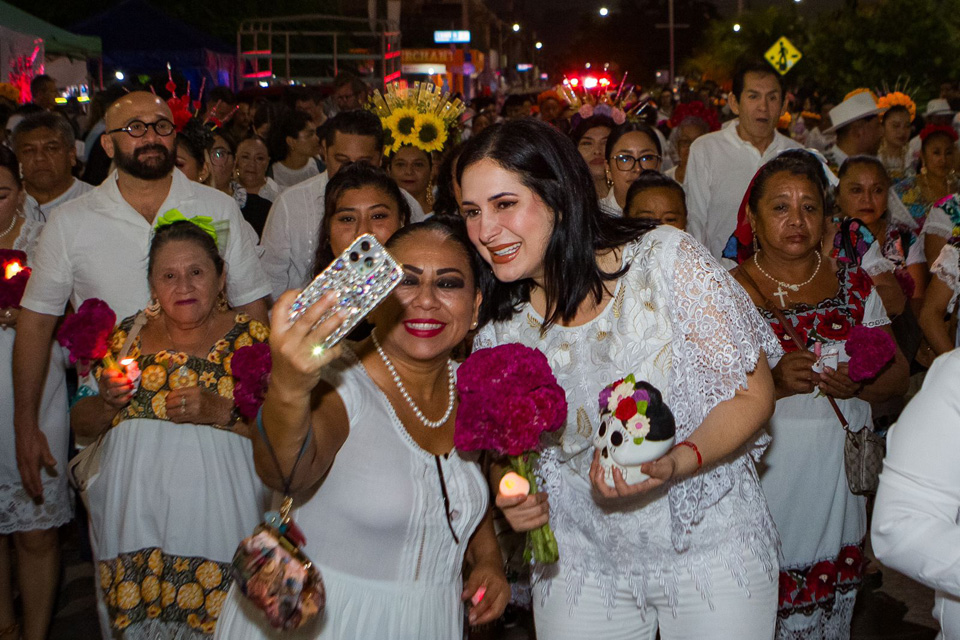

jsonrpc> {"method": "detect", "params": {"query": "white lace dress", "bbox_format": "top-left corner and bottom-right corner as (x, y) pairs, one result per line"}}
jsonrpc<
(0, 218), (73, 534)
(214, 348), (490, 640)
(475, 226), (782, 617)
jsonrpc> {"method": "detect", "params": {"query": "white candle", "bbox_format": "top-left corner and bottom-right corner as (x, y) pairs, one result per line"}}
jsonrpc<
(499, 472), (530, 497)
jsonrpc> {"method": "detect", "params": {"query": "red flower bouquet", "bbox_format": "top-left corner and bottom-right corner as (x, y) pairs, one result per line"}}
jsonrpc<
(56, 298), (117, 376)
(232, 343), (272, 421)
(0, 249), (30, 309)
(454, 343), (567, 564)
(844, 325), (896, 382)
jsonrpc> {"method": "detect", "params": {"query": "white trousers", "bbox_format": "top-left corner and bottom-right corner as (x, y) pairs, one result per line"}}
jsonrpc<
(533, 553), (777, 640)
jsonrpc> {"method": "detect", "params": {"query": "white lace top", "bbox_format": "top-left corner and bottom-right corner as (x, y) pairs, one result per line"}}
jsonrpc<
(476, 226), (783, 610)
(932, 243), (960, 316)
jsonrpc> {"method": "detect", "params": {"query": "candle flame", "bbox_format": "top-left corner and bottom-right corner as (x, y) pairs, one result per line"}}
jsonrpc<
(5, 261), (23, 279)
(498, 471), (530, 498)
(120, 358), (135, 366)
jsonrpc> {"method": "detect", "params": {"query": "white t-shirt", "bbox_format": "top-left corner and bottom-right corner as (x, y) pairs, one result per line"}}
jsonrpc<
(21, 169), (271, 320)
(685, 124), (802, 262)
(259, 171), (426, 300)
(23, 178), (94, 223)
(269, 159), (321, 191)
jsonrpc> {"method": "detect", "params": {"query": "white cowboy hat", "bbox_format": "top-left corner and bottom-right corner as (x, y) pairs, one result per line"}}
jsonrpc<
(924, 98), (955, 118)
(825, 92), (883, 133)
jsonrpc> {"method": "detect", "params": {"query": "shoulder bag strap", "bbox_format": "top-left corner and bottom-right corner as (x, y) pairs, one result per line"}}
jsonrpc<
(737, 266), (851, 430)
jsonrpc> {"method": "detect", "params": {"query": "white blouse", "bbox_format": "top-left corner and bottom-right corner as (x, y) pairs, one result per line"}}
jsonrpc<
(872, 350), (960, 639)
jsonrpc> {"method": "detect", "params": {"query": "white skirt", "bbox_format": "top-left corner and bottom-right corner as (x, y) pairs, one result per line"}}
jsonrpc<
(214, 564), (464, 640)
(0, 327), (73, 534)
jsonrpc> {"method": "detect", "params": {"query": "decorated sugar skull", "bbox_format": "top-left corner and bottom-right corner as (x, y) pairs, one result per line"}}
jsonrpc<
(593, 374), (676, 487)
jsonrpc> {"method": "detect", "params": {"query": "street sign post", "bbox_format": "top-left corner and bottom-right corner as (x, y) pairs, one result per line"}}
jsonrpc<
(764, 36), (802, 75)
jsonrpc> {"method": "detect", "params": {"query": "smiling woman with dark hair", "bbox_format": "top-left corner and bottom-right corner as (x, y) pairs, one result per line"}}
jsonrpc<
(457, 118), (783, 638)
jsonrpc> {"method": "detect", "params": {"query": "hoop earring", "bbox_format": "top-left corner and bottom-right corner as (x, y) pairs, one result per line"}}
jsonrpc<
(605, 170), (614, 188)
(217, 291), (229, 313)
(145, 297), (161, 318)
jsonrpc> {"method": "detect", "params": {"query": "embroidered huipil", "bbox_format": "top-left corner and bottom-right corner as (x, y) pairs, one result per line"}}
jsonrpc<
(476, 227), (782, 612)
(756, 263), (890, 639)
(83, 313), (271, 640)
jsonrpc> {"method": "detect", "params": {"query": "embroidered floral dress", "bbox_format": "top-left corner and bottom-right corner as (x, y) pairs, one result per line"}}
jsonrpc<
(476, 227), (782, 619)
(0, 218), (73, 534)
(756, 264), (890, 640)
(81, 312), (271, 640)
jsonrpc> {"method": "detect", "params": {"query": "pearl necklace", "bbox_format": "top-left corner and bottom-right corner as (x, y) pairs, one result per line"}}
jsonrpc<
(0, 214), (17, 240)
(752, 251), (822, 307)
(372, 331), (455, 429)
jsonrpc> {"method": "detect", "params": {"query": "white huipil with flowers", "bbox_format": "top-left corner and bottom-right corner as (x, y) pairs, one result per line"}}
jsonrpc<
(475, 226), (783, 614)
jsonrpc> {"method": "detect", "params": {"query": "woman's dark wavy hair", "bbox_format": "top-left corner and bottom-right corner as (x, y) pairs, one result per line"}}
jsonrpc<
(604, 121), (662, 159)
(176, 118), (214, 166)
(148, 220), (224, 279)
(456, 119), (656, 329)
(0, 145), (22, 189)
(386, 214), (487, 291)
(570, 114), (616, 145)
(312, 163), (412, 276)
(748, 149), (831, 215)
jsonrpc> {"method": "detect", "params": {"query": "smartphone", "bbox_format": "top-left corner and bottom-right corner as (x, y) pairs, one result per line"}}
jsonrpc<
(288, 234), (403, 350)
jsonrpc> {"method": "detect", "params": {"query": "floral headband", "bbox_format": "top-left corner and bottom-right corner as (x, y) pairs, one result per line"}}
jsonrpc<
(877, 91), (916, 122)
(154, 209), (229, 252)
(920, 123), (959, 143)
(598, 374), (675, 445)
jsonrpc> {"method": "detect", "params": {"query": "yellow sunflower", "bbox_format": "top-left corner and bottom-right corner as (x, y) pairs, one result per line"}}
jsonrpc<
(385, 108), (419, 147)
(413, 113), (447, 153)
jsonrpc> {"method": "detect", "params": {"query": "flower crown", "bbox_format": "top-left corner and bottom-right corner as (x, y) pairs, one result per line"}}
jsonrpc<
(800, 111), (821, 121)
(877, 91), (916, 122)
(920, 123), (959, 143)
(558, 76), (654, 127)
(844, 88), (879, 104)
(162, 63), (234, 132)
(366, 82), (465, 156)
(598, 374), (653, 445)
(668, 100), (720, 131)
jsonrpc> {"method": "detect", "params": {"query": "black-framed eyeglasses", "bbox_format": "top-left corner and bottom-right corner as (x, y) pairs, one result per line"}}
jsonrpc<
(210, 147), (233, 164)
(106, 119), (176, 138)
(613, 153), (662, 171)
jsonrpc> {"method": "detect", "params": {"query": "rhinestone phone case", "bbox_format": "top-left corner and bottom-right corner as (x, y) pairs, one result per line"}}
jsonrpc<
(288, 234), (403, 350)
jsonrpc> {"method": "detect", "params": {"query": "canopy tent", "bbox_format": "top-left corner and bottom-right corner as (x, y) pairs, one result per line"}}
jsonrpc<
(0, 1), (101, 59)
(0, 1), (100, 99)
(72, 0), (236, 90)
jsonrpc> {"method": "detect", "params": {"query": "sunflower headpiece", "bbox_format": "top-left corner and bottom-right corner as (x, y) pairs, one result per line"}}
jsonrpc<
(366, 82), (465, 156)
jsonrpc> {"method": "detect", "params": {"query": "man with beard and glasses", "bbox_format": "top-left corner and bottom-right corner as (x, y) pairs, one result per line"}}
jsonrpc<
(11, 92), (271, 509)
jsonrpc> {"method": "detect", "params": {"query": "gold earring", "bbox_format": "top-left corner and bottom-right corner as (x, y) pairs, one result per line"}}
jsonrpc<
(217, 291), (229, 313)
(425, 178), (435, 208)
(605, 170), (614, 188)
(145, 297), (161, 318)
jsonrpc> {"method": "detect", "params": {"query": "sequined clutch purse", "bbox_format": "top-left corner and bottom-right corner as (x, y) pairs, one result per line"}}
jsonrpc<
(232, 496), (325, 630)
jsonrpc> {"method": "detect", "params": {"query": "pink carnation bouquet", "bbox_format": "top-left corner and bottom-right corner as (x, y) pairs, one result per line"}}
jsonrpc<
(56, 298), (117, 376)
(454, 343), (567, 564)
(232, 343), (272, 421)
(844, 325), (896, 382)
(0, 249), (31, 309)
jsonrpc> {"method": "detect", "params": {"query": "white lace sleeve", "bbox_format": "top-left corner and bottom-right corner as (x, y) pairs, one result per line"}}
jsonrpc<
(862, 240), (896, 276)
(924, 207), (954, 240)
(660, 233), (783, 551)
(931, 244), (960, 312)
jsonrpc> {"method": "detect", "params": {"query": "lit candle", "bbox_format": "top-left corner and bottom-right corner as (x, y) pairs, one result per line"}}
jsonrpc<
(5, 260), (23, 279)
(498, 472), (530, 497)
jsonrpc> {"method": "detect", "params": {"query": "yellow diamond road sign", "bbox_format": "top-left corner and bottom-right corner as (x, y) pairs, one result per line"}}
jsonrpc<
(765, 37), (802, 75)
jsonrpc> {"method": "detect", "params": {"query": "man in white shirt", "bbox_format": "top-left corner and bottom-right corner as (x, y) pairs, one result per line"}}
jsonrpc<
(260, 110), (425, 300)
(686, 61), (801, 262)
(13, 92), (271, 499)
(12, 111), (93, 222)
(824, 91), (883, 171)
